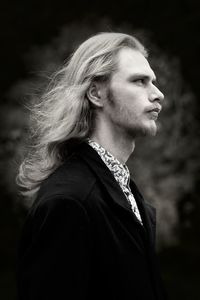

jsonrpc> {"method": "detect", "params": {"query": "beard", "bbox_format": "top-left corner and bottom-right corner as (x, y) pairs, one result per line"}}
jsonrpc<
(106, 88), (158, 139)
(121, 118), (157, 138)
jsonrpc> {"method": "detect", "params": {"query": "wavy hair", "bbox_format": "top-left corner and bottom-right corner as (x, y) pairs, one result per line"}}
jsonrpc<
(17, 32), (147, 203)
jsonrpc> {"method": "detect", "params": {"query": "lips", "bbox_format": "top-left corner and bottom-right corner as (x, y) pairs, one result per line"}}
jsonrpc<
(146, 106), (162, 120)
(148, 106), (162, 114)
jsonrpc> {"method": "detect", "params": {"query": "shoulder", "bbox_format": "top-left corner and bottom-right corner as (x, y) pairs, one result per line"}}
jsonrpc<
(18, 186), (92, 265)
(33, 153), (97, 212)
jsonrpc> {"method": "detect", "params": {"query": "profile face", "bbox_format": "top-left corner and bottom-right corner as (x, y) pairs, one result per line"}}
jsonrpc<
(103, 47), (164, 138)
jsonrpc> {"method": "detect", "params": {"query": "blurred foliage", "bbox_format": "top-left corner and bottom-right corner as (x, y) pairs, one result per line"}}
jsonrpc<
(1, 19), (200, 299)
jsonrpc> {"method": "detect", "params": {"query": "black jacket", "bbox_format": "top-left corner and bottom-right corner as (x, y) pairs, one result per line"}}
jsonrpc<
(17, 142), (167, 300)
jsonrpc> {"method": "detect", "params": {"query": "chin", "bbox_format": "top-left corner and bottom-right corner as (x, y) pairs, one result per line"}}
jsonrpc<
(146, 126), (157, 136)
(129, 122), (157, 138)
(126, 127), (156, 139)
(142, 127), (157, 137)
(144, 120), (158, 136)
(120, 120), (158, 138)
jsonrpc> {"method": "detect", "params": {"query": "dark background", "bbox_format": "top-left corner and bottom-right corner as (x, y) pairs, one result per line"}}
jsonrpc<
(0, 0), (200, 299)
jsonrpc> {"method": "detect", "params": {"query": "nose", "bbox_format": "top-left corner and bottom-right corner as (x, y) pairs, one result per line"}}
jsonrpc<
(149, 85), (164, 103)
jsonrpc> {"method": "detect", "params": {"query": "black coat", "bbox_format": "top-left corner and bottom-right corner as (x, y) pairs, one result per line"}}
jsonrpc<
(17, 142), (167, 300)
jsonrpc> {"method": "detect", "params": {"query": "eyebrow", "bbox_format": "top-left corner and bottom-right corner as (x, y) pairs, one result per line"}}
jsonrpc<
(128, 73), (157, 83)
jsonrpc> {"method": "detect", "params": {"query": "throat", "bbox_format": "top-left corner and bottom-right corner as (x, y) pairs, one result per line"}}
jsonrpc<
(89, 134), (135, 165)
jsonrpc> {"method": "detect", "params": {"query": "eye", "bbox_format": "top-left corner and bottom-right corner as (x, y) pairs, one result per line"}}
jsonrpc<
(133, 78), (146, 85)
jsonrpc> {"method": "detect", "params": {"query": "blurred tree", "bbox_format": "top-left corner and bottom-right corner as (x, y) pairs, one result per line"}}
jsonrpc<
(4, 20), (200, 250)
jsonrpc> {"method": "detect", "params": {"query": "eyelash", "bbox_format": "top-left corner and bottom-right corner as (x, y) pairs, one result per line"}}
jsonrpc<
(134, 78), (145, 84)
(133, 79), (157, 86)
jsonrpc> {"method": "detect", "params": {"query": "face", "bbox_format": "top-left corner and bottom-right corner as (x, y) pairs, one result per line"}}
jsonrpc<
(103, 47), (164, 139)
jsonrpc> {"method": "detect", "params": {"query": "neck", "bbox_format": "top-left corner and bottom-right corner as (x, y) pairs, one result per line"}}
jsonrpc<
(90, 123), (135, 165)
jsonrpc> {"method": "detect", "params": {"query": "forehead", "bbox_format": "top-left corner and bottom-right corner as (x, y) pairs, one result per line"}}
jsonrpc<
(114, 47), (155, 79)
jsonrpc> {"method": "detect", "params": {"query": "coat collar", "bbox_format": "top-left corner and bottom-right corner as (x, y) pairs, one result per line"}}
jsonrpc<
(87, 139), (130, 187)
(76, 142), (156, 240)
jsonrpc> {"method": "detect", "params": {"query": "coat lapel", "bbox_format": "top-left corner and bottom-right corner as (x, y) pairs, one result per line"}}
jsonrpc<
(77, 142), (156, 241)
(130, 179), (157, 246)
(77, 143), (136, 211)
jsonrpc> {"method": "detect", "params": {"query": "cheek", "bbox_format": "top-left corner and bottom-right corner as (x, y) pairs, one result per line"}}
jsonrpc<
(108, 84), (147, 117)
(115, 85), (146, 104)
(114, 84), (136, 98)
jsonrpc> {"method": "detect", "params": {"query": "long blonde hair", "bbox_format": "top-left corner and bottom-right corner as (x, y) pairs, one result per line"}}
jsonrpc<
(17, 32), (147, 202)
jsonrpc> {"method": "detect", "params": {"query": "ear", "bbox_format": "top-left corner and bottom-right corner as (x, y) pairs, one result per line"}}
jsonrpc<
(86, 82), (104, 108)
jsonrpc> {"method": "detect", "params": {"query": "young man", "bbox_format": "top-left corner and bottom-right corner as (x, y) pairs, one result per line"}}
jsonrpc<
(17, 32), (167, 299)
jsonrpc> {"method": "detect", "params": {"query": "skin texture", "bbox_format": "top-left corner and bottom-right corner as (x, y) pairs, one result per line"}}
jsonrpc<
(88, 47), (164, 164)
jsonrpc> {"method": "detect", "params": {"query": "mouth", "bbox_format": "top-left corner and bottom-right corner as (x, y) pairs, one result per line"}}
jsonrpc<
(147, 106), (162, 120)
(148, 106), (162, 114)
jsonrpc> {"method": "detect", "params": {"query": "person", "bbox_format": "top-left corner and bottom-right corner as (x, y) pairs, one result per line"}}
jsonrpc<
(16, 32), (167, 300)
